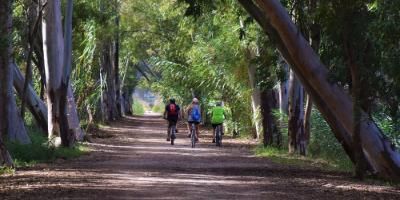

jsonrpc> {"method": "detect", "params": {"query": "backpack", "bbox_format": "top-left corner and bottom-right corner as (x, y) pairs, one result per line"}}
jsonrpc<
(191, 105), (201, 121)
(168, 104), (178, 116)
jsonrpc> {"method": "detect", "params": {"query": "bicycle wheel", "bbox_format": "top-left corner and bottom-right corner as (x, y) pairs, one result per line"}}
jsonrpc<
(191, 129), (196, 148)
(171, 126), (176, 145)
(216, 125), (222, 147)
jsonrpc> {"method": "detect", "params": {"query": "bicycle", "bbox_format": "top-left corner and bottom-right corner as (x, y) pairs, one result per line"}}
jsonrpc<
(170, 123), (177, 145)
(190, 123), (196, 148)
(215, 124), (222, 147)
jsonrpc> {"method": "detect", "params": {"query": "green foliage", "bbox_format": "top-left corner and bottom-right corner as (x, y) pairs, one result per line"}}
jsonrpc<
(4, 113), (89, 167)
(133, 100), (146, 115)
(254, 145), (352, 172)
(6, 133), (89, 167)
(121, 0), (255, 136)
(308, 108), (353, 171)
(152, 102), (165, 114)
(0, 167), (14, 175)
(273, 108), (353, 172)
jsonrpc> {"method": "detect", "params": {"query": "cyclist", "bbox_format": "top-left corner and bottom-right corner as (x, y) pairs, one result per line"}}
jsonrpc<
(164, 98), (180, 141)
(211, 101), (225, 143)
(186, 98), (201, 142)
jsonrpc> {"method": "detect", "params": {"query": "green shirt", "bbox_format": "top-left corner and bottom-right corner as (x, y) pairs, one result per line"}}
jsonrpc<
(211, 106), (224, 124)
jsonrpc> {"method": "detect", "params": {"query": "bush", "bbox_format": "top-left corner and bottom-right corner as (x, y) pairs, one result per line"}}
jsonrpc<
(272, 107), (353, 172)
(152, 103), (165, 113)
(254, 144), (351, 172)
(307, 108), (353, 171)
(133, 101), (145, 115)
(0, 167), (14, 175)
(6, 132), (89, 167)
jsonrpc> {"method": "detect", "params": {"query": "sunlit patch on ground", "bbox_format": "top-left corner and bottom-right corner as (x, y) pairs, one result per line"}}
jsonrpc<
(1, 115), (399, 200)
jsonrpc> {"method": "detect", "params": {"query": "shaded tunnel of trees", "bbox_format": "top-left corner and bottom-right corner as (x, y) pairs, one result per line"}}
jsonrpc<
(0, 0), (399, 182)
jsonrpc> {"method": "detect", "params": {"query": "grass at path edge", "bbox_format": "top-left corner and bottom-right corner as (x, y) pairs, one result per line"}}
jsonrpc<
(253, 145), (353, 173)
(1, 133), (90, 175)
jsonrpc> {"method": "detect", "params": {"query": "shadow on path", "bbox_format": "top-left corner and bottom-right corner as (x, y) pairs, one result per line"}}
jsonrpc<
(0, 115), (399, 199)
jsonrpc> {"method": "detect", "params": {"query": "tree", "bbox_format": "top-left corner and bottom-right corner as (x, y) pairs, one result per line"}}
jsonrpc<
(12, 62), (48, 132)
(288, 70), (304, 153)
(302, 0), (321, 156)
(0, 0), (14, 167)
(42, 0), (76, 147)
(246, 0), (400, 180)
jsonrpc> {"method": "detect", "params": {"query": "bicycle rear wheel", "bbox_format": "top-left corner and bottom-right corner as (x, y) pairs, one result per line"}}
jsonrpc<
(216, 125), (222, 147)
(191, 129), (196, 148)
(171, 126), (176, 145)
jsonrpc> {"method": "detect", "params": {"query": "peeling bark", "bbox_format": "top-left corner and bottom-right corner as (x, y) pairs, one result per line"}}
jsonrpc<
(42, 0), (75, 147)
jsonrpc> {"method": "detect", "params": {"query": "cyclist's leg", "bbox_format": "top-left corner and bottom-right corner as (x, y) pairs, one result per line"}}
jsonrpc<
(187, 121), (191, 137)
(195, 122), (200, 140)
(171, 120), (177, 133)
(212, 124), (216, 143)
(167, 120), (172, 140)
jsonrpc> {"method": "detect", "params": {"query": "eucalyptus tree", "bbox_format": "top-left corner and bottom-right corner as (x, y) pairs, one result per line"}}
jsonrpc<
(0, 0), (15, 166)
(42, 0), (78, 147)
(302, 0), (321, 156)
(239, 0), (400, 180)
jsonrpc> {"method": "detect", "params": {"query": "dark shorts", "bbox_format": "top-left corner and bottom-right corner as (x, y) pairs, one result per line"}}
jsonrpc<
(168, 119), (177, 127)
(212, 123), (223, 128)
(188, 121), (200, 125)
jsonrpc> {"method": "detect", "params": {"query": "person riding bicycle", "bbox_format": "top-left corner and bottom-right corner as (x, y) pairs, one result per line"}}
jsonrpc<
(211, 101), (225, 143)
(164, 98), (180, 141)
(186, 98), (201, 142)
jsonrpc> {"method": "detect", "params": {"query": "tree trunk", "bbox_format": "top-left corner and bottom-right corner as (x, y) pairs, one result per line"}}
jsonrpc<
(303, 95), (312, 145)
(100, 67), (107, 122)
(33, 29), (47, 100)
(278, 58), (289, 115)
(0, 0), (14, 167)
(42, 0), (74, 147)
(124, 90), (133, 115)
(12, 61), (48, 132)
(101, 42), (118, 121)
(247, 48), (263, 139)
(5, 0), (33, 143)
(261, 90), (271, 146)
(261, 89), (280, 146)
(59, 0), (77, 146)
(238, 0), (356, 163)
(8, 68), (31, 144)
(67, 84), (85, 141)
(288, 70), (304, 154)
(302, 0), (321, 155)
(120, 56), (131, 116)
(114, 13), (122, 118)
(241, 0), (400, 180)
(351, 62), (366, 179)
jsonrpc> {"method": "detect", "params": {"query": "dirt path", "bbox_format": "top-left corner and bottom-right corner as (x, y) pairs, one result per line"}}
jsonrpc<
(1, 115), (399, 199)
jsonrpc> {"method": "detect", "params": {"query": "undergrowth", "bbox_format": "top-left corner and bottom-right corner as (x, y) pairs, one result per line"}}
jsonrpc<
(253, 145), (353, 173)
(1, 114), (89, 175)
(253, 108), (354, 173)
(6, 133), (89, 168)
(133, 99), (146, 115)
